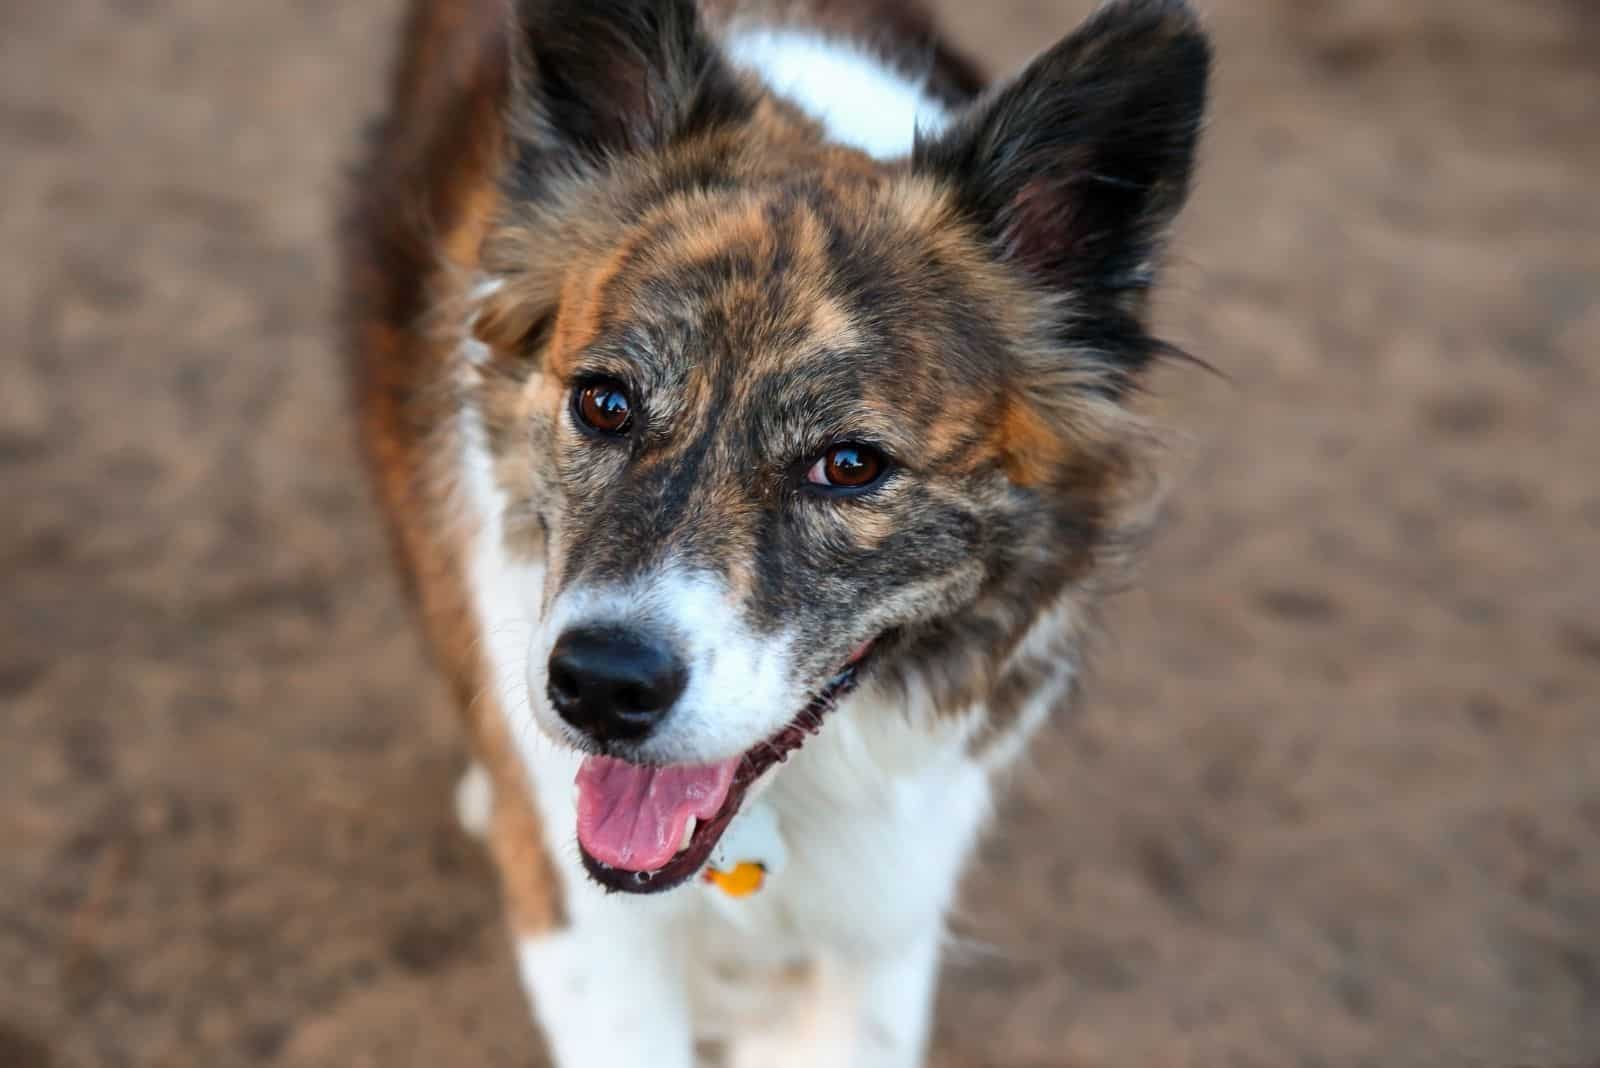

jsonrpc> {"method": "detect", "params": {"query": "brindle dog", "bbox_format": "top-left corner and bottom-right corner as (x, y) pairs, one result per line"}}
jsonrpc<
(342, 1), (1209, 1063)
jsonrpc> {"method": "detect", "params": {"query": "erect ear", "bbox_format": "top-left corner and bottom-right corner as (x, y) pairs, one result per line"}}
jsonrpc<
(511, 0), (751, 165)
(914, 0), (1210, 310)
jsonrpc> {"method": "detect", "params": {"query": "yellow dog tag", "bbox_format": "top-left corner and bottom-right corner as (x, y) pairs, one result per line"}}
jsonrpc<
(703, 801), (786, 899)
(704, 861), (766, 898)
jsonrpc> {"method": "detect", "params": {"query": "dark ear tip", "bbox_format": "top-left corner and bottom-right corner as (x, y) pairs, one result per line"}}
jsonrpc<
(1076, 0), (1213, 98)
(1089, 0), (1212, 55)
(1098, 0), (1204, 26)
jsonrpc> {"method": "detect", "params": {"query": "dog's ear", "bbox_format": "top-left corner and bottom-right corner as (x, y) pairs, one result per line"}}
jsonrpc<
(510, 0), (750, 166)
(915, 0), (1210, 321)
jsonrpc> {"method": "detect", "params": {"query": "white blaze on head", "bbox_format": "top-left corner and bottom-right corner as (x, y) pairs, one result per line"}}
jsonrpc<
(724, 28), (950, 161)
(528, 566), (796, 765)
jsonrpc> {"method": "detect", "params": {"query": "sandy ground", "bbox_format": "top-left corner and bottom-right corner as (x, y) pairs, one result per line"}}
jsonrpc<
(3, 1), (1598, 1066)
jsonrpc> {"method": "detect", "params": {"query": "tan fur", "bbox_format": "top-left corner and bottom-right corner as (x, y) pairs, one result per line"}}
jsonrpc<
(342, 0), (566, 936)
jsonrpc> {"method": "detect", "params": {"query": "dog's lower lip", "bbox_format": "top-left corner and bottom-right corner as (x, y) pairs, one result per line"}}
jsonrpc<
(578, 639), (880, 895)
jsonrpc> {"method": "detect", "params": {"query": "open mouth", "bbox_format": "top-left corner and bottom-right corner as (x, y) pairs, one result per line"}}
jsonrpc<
(574, 640), (877, 894)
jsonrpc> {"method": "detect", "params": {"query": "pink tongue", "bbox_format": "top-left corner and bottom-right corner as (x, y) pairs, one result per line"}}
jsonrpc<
(575, 755), (740, 872)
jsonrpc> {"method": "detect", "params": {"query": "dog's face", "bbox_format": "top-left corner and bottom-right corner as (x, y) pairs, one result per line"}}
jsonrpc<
(467, 0), (1208, 890)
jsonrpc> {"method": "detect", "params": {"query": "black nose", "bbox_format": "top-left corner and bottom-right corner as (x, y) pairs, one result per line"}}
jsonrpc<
(546, 626), (687, 743)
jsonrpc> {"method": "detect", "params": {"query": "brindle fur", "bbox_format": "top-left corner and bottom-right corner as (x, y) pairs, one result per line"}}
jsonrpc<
(342, 0), (1207, 954)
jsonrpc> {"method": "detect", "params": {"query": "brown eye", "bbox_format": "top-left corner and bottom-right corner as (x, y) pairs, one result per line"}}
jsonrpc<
(806, 444), (889, 493)
(574, 380), (633, 436)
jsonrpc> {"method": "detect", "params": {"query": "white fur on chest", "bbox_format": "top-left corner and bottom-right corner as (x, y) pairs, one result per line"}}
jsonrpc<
(701, 693), (991, 952)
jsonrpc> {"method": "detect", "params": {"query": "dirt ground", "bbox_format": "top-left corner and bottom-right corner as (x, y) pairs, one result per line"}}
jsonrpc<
(3, 1), (1597, 1066)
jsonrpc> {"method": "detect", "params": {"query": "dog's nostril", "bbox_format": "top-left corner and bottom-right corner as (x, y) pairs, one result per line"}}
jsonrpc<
(546, 625), (687, 743)
(613, 684), (652, 716)
(547, 664), (581, 708)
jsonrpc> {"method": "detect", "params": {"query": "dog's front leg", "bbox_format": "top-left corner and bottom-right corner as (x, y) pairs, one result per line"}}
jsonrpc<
(728, 930), (942, 1068)
(516, 902), (696, 1068)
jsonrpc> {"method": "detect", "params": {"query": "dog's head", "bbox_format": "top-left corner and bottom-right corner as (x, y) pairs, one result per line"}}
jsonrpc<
(467, 0), (1210, 891)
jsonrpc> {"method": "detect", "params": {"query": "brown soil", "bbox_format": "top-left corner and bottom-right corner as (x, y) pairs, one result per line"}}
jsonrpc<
(3, 1), (1597, 1066)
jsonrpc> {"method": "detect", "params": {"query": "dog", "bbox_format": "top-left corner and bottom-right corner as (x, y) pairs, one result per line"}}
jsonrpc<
(341, 0), (1209, 1063)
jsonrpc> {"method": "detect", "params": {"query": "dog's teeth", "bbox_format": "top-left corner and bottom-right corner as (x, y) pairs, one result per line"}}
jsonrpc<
(678, 818), (696, 853)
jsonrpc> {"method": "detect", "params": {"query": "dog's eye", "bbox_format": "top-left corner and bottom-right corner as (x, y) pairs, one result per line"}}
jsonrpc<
(573, 379), (633, 436)
(806, 444), (889, 493)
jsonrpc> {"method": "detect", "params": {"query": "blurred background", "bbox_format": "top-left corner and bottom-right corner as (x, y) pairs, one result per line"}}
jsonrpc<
(3, 1), (1597, 1066)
